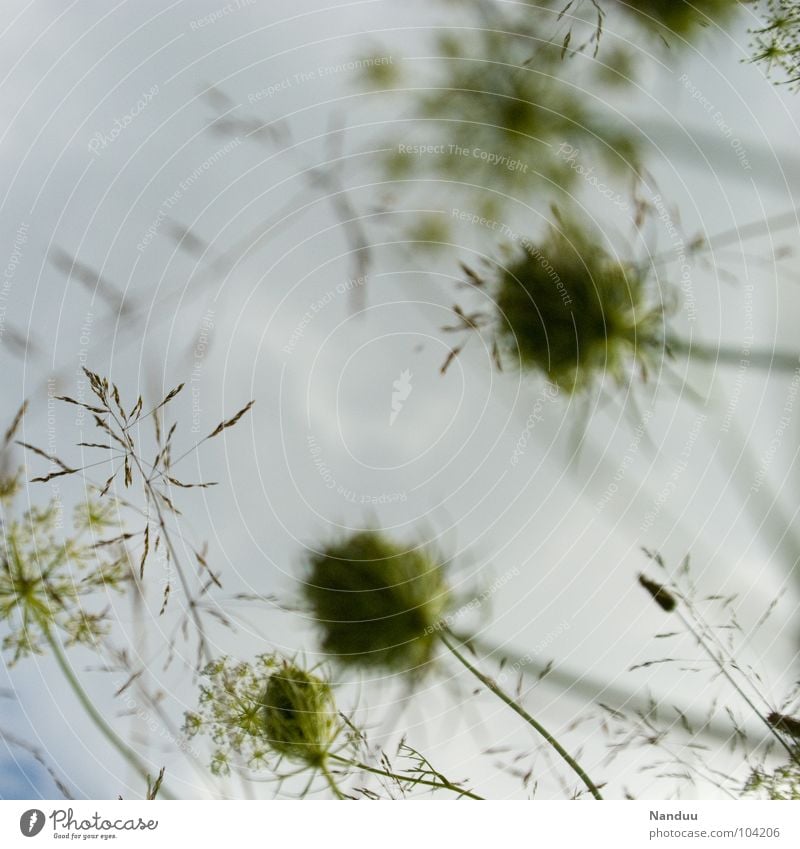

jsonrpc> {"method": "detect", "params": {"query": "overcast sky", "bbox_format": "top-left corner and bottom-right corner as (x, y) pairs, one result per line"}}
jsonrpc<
(1, 0), (799, 800)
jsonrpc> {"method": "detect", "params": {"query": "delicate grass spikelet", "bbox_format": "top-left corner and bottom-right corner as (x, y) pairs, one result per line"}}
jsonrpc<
(638, 574), (677, 612)
(302, 531), (451, 673)
(745, 760), (800, 799)
(493, 218), (663, 393)
(184, 654), (343, 775)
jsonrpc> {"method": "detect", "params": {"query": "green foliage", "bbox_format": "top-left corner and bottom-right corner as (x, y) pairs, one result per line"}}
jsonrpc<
(414, 31), (637, 176)
(615, 0), (741, 37)
(302, 531), (451, 673)
(360, 17), (640, 245)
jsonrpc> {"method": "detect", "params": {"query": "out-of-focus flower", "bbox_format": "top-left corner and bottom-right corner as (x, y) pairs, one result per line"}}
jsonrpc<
(492, 217), (664, 393)
(302, 530), (451, 674)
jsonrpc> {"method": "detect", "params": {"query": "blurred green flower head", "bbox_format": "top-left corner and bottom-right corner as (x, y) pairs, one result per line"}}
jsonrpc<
(493, 218), (664, 393)
(302, 530), (451, 674)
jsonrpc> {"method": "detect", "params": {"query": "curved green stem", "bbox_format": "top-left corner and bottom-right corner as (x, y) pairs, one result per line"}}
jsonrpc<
(41, 624), (175, 800)
(440, 631), (603, 800)
(328, 752), (483, 799)
(320, 760), (347, 799)
(666, 334), (800, 374)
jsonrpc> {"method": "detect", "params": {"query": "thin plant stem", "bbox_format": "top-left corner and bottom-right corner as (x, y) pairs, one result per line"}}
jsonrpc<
(327, 752), (484, 799)
(440, 630), (604, 800)
(41, 624), (175, 799)
(696, 209), (800, 253)
(666, 334), (800, 373)
(320, 760), (347, 799)
(649, 207), (800, 266)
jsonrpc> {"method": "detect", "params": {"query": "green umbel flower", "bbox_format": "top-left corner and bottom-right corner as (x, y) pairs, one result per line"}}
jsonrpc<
(185, 654), (343, 775)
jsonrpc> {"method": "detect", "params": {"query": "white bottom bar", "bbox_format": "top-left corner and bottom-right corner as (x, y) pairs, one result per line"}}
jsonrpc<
(1, 800), (798, 848)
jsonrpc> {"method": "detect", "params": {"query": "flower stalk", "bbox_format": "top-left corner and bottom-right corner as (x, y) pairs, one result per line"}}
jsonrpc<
(666, 333), (800, 373)
(41, 621), (173, 798)
(439, 630), (604, 800)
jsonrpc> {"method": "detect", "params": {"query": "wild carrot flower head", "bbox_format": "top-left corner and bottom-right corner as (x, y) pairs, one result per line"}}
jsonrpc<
(184, 654), (342, 774)
(0, 498), (128, 663)
(302, 530), (451, 674)
(748, 0), (800, 88)
(493, 218), (664, 393)
(261, 662), (341, 765)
